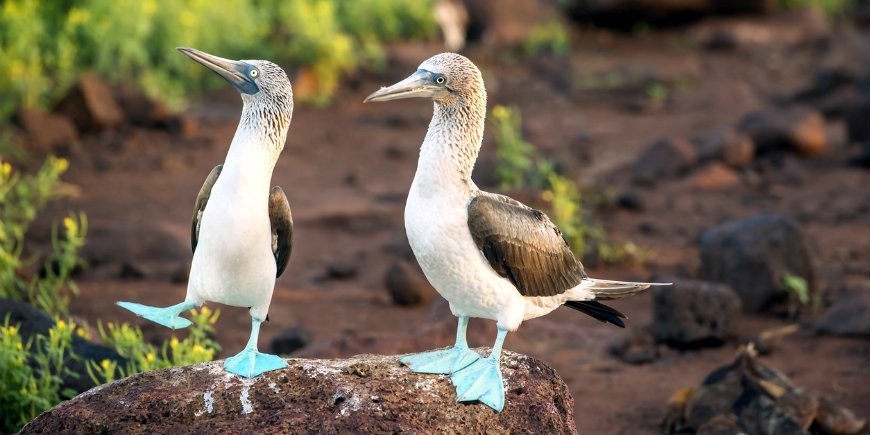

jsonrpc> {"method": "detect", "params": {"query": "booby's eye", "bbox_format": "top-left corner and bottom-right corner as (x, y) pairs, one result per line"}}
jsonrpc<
(435, 75), (446, 85)
(250, 69), (259, 78)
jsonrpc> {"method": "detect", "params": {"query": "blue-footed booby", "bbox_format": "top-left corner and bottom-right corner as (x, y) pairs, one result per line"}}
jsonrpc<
(117, 47), (294, 378)
(365, 53), (668, 411)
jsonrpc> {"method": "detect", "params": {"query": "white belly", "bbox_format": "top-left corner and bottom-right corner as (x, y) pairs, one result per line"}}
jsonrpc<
(187, 180), (276, 317)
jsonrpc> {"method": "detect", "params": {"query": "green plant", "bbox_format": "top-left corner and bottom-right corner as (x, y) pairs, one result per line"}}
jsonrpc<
(0, 157), (86, 317)
(778, 0), (856, 16)
(522, 22), (569, 57)
(0, 317), (78, 433)
(782, 273), (820, 309)
(645, 82), (669, 105)
(87, 306), (221, 384)
(490, 105), (550, 190)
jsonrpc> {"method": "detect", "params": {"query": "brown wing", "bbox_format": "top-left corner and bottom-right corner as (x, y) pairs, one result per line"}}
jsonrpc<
(268, 186), (293, 278)
(191, 165), (223, 253)
(467, 193), (586, 297)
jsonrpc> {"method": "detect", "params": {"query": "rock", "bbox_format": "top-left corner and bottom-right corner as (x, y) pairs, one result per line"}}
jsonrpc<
(119, 261), (148, 280)
(325, 260), (358, 280)
(160, 113), (199, 140)
(686, 163), (741, 190)
(652, 278), (741, 348)
(814, 395), (868, 435)
(0, 298), (126, 395)
(737, 107), (828, 156)
(815, 293), (870, 338)
(14, 109), (78, 154)
(690, 7), (829, 51)
(54, 73), (124, 133)
(114, 84), (169, 127)
(563, 0), (776, 30)
(22, 352), (579, 434)
(699, 213), (817, 313)
(270, 325), (313, 355)
(663, 346), (865, 434)
(694, 127), (755, 167)
(850, 140), (870, 168)
(384, 259), (436, 306)
(609, 328), (658, 364)
(616, 191), (645, 212)
(843, 98), (870, 144)
(632, 137), (698, 185)
(462, 0), (560, 48)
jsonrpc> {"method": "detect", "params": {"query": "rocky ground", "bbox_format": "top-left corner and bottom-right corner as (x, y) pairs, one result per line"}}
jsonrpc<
(11, 4), (870, 433)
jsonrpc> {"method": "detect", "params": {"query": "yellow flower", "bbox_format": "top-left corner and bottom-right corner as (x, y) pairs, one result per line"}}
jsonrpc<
(56, 320), (67, 330)
(76, 328), (90, 339)
(63, 216), (76, 234)
(192, 345), (205, 355)
(200, 306), (211, 317)
(1, 162), (11, 177)
(16, 342), (23, 351)
(100, 359), (111, 370)
(53, 157), (69, 173)
(143, 0), (157, 15)
(145, 353), (155, 363)
(170, 337), (179, 348)
(7, 326), (17, 336)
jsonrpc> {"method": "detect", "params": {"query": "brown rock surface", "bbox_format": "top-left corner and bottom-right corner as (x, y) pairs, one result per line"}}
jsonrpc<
(54, 73), (124, 132)
(22, 352), (578, 434)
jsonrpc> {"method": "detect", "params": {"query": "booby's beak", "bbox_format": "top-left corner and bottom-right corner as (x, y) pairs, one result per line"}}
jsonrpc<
(364, 70), (442, 103)
(177, 47), (259, 95)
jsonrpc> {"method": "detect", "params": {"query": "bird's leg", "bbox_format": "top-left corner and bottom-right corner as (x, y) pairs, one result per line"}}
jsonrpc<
(450, 327), (508, 412)
(223, 316), (288, 378)
(400, 316), (481, 374)
(116, 301), (198, 330)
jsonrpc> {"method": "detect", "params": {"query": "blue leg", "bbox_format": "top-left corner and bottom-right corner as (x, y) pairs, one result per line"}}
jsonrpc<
(116, 301), (197, 330)
(450, 327), (508, 412)
(224, 316), (288, 378)
(400, 316), (480, 374)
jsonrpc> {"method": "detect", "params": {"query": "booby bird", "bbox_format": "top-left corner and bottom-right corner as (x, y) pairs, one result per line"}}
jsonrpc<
(365, 53), (668, 411)
(117, 47), (294, 378)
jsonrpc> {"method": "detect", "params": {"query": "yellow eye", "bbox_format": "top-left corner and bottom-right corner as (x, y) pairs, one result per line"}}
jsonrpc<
(250, 69), (258, 78)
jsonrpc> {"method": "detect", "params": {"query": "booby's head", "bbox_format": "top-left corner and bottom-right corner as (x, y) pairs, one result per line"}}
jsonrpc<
(364, 53), (485, 106)
(178, 47), (293, 143)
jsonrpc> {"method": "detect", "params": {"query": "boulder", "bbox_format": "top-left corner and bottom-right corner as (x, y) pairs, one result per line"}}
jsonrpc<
(737, 107), (828, 156)
(114, 84), (169, 127)
(843, 97), (870, 144)
(694, 127), (755, 167)
(14, 109), (78, 154)
(22, 352), (578, 434)
(663, 346), (866, 434)
(685, 163), (741, 190)
(815, 293), (870, 339)
(0, 298), (126, 395)
(270, 325), (313, 355)
(651, 278), (741, 348)
(689, 7), (829, 51)
(54, 73), (124, 133)
(384, 259), (436, 306)
(632, 137), (698, 185)
(699, 214), (816, 313)
(609, 327), (659, 364)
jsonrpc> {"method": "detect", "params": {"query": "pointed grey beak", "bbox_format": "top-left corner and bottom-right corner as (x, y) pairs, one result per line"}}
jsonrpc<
(177, 47), (258, 95)
(364, 70), (441, 103)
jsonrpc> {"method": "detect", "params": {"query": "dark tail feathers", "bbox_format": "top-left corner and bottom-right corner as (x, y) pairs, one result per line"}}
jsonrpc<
(565, 300), (626, 328)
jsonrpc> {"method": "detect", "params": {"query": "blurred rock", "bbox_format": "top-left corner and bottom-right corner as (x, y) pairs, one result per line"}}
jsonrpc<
(326, 260), (358, 280)
(738, 107), (828, 156)
(55, 73), (124, 133)
(463, 0), (559, 48)
(385, 259), (435, 306)
(23, 353), (579, 434)
(170, 261), (190, 284)
(843, 98), (870, 144)
(114, 84), (169, 127)
(15, 109), (78, 155)
(616, 191), (645, 212)
(690, 7), (829, 50)
(0, 298), (126, 395)
(119, 261), (149, 280)
(160, 113), (200, 140)
(270, 325), (312, 355)
(850, 140), (870, 168)
(652, 278), (741, 348)
(563, 0), (776, 30)
(814, 395), (868, 435)
(699, 213), (816, 313)
(632, 137), (698, 185)
(686, 163), (741, 190)
(663, 346), (865, 434)
(694, 127), (755, 167)
(609, 328), (658, 364)
(815, 293), (870, 339)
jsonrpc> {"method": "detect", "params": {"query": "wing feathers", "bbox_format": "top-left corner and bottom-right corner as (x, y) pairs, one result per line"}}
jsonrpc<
(268, 186), (293, 278)
(191, 165), (223, 253)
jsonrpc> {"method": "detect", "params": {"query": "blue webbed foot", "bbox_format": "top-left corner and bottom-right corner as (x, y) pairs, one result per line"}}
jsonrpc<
(450, 356), (505, 412)
(400, 346), (481, 374)
(224, 348), (288, 378)
(116, 301), (194, 330)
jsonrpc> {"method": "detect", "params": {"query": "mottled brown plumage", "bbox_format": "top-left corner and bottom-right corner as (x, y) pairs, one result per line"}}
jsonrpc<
(190, 165), (293, 278)
(468, 192), (587, 298)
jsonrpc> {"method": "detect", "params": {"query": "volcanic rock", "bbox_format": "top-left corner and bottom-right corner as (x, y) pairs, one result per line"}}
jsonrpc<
(22, 352), (578, 434)
(270, 325), (313, 355)
(384, 259), (436, 306)
(15, 109), (78, 155)
(652, 278), (741, 348)
(633, 137), (698, 185)
(738, 107), (828, 156)
(699, 213), (816, 313)
(815, 293), (870, 339)
(54, 73), (124, 133)
(694, 127), (755, 167)
(686, 163), (741, 190)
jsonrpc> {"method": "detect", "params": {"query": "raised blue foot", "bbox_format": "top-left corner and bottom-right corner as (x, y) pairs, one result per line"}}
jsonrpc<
(451, 356), (505, 411)
(116, 301), (195, 329)
(401, 346), (480, 374)
(224, 348), (288, 378)
(223, 315), (288, 378)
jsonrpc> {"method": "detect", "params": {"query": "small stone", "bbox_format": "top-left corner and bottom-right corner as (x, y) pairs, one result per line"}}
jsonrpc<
(616, 191), (645, 212)
(610, 328), (658, 364)
(814, 395), (867, 434)
(632, 137), (698, 185)
(738, 107), (828, 156)
(843, 98), (870, 144)
(385, 259), (435, 306)
(694, 127), (755, 167)
(699, 213), (816, 313)
(15, 109), (78, 155)
(326, 261), (357, 280)
(270, 325), (312, 355)
(815, 293), (870, 338)
(115, 84), (169, 127)
(161, 113), (199, 140)
(54, 73), (124, 133)
(686, 163), (741, 190)
(652, 278), (741, 349)
(119, 261), (148, 280)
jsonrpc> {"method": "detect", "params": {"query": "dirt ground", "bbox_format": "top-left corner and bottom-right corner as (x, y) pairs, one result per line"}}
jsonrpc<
(29, 17), (869, 434)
